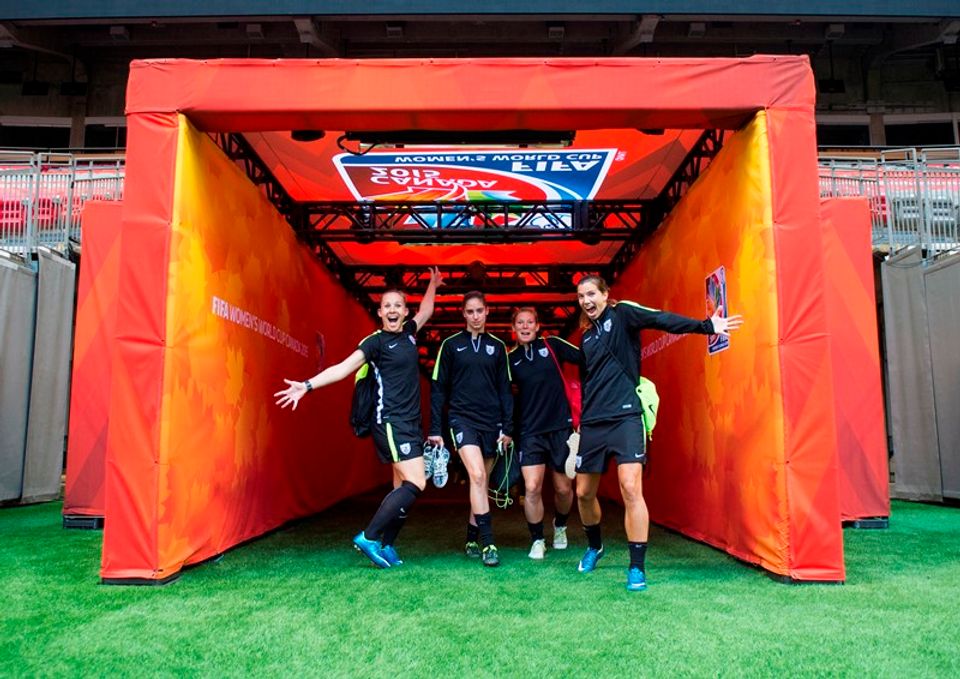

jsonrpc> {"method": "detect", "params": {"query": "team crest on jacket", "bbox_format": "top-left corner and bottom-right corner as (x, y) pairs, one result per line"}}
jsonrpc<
(539, 347), (549, 358)
(400, 442), (411, 455)
(408, 335), (416, 345)
(603, 318), (612, 332)
(486, 345), (495, 355)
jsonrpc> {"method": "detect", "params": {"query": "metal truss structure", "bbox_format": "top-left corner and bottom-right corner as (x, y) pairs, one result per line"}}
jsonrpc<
(298, 199), (648, 244)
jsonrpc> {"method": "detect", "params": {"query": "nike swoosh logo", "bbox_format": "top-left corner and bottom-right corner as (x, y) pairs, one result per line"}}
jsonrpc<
(456, 346), (467, 352)
(512, 360), (522, 366)
(634, 452), (643, 458)
(388, 342), (399, 349)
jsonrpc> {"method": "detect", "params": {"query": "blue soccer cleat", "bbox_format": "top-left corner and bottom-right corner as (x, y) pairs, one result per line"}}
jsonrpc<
(577, 546), (605, 573)
(626, 567), (648, 592)
(352, 531), (390, 568)
(381, 544), (404, 567)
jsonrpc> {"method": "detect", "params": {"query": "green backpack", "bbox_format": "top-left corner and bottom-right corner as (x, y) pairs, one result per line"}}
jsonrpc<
(635, 376), (660, 440)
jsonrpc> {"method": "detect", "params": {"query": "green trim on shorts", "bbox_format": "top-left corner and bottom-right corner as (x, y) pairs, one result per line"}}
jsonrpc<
(387, 422), (399, 463)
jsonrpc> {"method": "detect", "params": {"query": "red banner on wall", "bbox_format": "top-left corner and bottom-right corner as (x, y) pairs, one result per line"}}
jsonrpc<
(821, 197), (890, 520)
(63, 201), (123, 519)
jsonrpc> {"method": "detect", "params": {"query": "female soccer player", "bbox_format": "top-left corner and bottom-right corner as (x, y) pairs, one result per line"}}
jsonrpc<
(574, 275), (742, 591)
(509, 307), (580, 560)
(428, 291), (513, 567)
(274, 267), (443, 569)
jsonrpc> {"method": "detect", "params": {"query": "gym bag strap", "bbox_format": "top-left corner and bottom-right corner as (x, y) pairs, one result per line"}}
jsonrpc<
(543, 337), (582, 429)
(593, 322), (659, 440)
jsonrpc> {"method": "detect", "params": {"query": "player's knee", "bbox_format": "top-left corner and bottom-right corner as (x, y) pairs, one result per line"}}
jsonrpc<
(467, 467), (486, 487)
(619, 479), (644, 505)
(577, 485), (596, 503)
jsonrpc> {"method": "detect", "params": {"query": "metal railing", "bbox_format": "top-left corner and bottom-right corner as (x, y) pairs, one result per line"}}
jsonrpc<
(0, 150), (124, 257)
(819, 147), (960, 260)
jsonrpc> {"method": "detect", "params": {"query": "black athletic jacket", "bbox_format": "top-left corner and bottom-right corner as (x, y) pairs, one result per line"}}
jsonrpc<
(357, 319), (422, 424)
(430, 331), (514, 436)
(509, 336), (581, 437)
(580, 301), (714, 425)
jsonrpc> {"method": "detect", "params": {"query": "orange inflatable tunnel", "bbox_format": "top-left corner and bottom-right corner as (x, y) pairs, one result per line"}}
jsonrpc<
(98, 57), (852, 583)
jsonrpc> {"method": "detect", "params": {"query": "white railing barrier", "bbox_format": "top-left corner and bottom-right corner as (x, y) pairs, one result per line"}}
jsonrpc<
(819, 147), (960, 260)
(0, 150), (125, 257)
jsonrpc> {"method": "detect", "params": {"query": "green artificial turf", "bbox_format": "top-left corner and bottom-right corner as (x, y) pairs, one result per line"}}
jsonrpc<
(2, 494), (959, 677)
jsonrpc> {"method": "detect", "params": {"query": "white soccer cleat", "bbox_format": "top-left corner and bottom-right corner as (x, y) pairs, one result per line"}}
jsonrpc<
(528, 539), (546, 560)
(553, 525), (568, 550)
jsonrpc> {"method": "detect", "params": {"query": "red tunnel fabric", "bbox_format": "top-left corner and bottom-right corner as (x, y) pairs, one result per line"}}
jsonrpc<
(100, 56), (845, 583)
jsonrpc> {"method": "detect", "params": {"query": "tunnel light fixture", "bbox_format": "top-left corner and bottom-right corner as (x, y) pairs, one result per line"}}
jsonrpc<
(290, 129), (326, 142)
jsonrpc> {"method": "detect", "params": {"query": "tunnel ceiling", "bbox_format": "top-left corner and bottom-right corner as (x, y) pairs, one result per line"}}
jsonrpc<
(215, 124), (726, 359)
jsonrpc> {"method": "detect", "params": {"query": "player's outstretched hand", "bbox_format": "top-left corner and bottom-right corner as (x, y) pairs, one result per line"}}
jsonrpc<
(428, 265), (445, 289)
(710, 312), (744, 337)
(274, 379), (308, 410)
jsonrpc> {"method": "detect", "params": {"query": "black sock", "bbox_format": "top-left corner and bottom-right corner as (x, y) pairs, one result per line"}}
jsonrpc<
(466, 522), (479, 544)
(475, 512), (494, 547)
(554, 510), (570, 528)
(628, 541), (648, 571)
(528, 521), (544, 541)
(584, 523), (603, 551)
(364, 481), (421, 542)
(381, 511), (407, 547)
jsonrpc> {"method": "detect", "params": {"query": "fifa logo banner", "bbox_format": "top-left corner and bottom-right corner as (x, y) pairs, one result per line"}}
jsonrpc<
(333, 149), (616, 228)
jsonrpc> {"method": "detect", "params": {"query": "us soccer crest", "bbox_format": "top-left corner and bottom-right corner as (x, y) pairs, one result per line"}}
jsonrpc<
(400, 442), (411, 456)
(456, 431), (464, 444)
(408, 335), (417, 345)
(603, 318), (612, 332)
(486, 345), (495, 355)
(539, 347), (549, 358)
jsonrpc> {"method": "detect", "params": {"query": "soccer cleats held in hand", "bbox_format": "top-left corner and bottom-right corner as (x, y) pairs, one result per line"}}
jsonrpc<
(626, 567), (648, 592)
(422, 444), (435, 480)
(425, 441), (451, 488)
(352, 531), (391, 569)
(577, 546), (605, 573)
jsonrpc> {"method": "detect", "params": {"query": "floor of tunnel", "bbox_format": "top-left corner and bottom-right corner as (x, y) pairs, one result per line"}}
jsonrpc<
(238, 482), (720, 580)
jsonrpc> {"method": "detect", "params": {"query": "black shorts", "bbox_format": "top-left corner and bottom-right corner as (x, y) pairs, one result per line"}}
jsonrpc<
(449, 419), (500, 460)
(518, 429), (571, 472)
(576, 417), (646, 474)
(372, 418), (424, 465)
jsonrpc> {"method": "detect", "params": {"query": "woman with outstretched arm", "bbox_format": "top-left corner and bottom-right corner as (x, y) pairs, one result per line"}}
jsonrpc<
(573, 275), (743, 592)
(274, 267), (443, 569)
